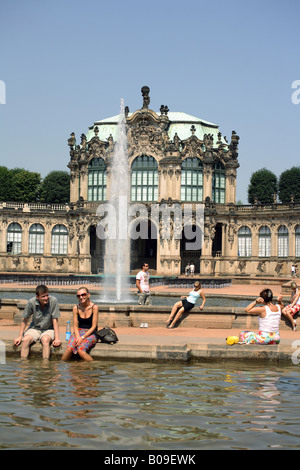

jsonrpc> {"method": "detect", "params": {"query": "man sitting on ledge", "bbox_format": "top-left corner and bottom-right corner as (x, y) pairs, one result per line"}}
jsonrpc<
(14, 284), (61, 359)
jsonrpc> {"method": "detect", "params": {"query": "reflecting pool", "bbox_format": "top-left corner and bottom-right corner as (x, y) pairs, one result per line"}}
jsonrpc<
(1, 359), (300, 450)
(0, 291), (251, 308)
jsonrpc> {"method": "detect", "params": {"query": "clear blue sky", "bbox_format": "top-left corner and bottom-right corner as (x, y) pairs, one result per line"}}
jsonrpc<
(1, 0), (299, 203)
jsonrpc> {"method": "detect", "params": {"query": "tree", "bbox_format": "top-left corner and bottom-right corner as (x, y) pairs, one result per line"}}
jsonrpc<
(40, 171), (70, 203)
(0, 166), (12, 201)
(12, 169), (41, 202)
(278, 166), (300, 203)
(247, 168), (278, 204)
(0, 166), (41, 202)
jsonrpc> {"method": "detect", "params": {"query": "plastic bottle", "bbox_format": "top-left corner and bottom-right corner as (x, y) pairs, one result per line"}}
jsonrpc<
(66, 321), (71, 341)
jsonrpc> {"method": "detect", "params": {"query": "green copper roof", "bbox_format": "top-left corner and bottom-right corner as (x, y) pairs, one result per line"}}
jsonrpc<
(86, 111), (227, 147)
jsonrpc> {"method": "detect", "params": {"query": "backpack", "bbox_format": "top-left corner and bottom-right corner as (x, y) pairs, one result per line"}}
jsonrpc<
(95, 326), (119, 344)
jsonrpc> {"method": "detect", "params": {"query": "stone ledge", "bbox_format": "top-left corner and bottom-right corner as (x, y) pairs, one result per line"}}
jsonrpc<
(2, 339), (296, 365)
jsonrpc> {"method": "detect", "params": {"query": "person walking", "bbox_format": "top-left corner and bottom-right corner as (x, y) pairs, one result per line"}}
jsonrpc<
(190, 262), (195, 277)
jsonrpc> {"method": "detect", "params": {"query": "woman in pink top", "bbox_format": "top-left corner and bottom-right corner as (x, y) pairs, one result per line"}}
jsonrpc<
(239, 289), (281, 344)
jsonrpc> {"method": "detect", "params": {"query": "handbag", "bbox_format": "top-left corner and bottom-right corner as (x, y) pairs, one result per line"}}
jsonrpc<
(95, 326), (119, 344)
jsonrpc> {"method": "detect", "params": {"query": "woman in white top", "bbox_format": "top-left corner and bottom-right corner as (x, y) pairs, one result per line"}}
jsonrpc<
(239, 289), (281, 344)
(166, 281), (206, 329)
(281, 282), (300, 331)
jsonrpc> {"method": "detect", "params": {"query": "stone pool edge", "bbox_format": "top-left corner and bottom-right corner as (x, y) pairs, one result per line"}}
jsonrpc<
(2, 338), (298, 365)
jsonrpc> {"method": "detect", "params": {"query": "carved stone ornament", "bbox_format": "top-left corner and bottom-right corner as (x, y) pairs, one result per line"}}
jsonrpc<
(33, 257), (41, 270)
(181, 136), (204, 159)
(127, 119), (166, 157)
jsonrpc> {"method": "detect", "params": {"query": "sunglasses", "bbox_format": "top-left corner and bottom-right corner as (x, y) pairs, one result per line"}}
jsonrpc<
(77, 293), (87, 298)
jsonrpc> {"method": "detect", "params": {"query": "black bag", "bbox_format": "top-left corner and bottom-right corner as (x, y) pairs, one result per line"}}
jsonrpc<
(95, 326), (118, 344)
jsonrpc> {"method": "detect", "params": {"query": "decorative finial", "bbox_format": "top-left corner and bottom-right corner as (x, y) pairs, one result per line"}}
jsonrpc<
(190, 125), (196, 135)
(141, 86), (150, 108)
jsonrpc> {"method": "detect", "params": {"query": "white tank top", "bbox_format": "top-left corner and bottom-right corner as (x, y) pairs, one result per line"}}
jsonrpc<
(186, 290), (200, 304)
(258, 305), (281, 333)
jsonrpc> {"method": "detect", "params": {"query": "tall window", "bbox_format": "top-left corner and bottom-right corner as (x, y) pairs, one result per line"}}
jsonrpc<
(88, 157), (107, 201)
(181, 157), (203, 202)
(51, 225), (68, 255)
(278, 225), (289, 257)
(131, 155), (158, 202)
(7, 223), (22, 254)
(212, 162), (226, 203)
(296, 225), (300, 258)
(238, 226), (252, 257)
(259, 226), (271, 257)
(29, 224), (44, 254)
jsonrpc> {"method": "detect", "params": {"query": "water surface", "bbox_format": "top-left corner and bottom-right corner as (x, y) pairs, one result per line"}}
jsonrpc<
(1, 359), (300, 450)
(0, 291), (250, 308)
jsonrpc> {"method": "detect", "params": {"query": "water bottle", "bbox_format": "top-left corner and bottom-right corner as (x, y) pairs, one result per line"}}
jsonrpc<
(66, 321), (71, 341)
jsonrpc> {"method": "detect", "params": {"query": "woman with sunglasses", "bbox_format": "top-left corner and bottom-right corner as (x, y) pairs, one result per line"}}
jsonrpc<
(61, 287), (98, 361)
(166, 281), (206, 329)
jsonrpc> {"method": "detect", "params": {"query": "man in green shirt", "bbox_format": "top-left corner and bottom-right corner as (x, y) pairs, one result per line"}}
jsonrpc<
(14, 285), (61, 358)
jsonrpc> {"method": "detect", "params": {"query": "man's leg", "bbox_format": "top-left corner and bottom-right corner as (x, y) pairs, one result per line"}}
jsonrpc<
(21, 328), (40, 358)
(40, 330), (55, 359)
(138, 292), (146, 305)
(20, 334), (35, 358)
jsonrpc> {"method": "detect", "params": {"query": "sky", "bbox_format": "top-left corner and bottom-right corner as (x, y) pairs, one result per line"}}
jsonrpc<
(1, 0), (299, 203)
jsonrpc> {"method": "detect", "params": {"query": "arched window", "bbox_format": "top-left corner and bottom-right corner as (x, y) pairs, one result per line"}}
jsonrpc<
(181, 157), (203, 202)
(278, 225), (289, 257)
(238, 226), (252, 257)
(296, 225), (300, 258)
(29, 224), (44, 254)
(51, 224), (68, 255)
(131, 155), (158, 202)
(259, 226), (271, 257)
(88, 157), (107, 201)
(212, 162), (226, 203)
(7, 222), (22, 254)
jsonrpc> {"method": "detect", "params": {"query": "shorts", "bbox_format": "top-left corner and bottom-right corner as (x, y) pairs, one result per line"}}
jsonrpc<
(138, 292), (152, 305)
(239, 330), (280, 345)
(24, 328), (55, 342)
(182, 299), (195, 312)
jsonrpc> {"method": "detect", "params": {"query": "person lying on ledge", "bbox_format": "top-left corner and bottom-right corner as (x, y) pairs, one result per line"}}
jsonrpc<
(166, 281), (206, 329)
(239, 289), (281, 345)
(61, 287), (98, 362)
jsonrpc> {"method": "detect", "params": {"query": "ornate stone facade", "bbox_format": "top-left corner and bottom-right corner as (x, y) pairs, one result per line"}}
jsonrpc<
(0, 86), (299, 277)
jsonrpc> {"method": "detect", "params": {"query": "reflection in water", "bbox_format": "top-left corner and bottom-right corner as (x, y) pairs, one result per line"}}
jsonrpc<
(0, 359), (300, 450)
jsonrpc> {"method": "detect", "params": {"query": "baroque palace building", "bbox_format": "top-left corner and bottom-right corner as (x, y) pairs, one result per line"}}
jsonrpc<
(1, 86), (300, 277)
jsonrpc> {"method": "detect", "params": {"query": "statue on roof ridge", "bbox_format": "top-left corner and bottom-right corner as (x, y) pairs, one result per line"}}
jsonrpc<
(141, 85), (150, 108)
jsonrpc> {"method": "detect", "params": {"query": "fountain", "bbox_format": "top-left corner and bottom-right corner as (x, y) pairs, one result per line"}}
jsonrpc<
(99, 99), (131, 302)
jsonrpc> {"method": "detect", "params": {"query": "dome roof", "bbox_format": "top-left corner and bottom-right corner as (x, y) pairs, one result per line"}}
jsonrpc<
(86, 111), (226, 148)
